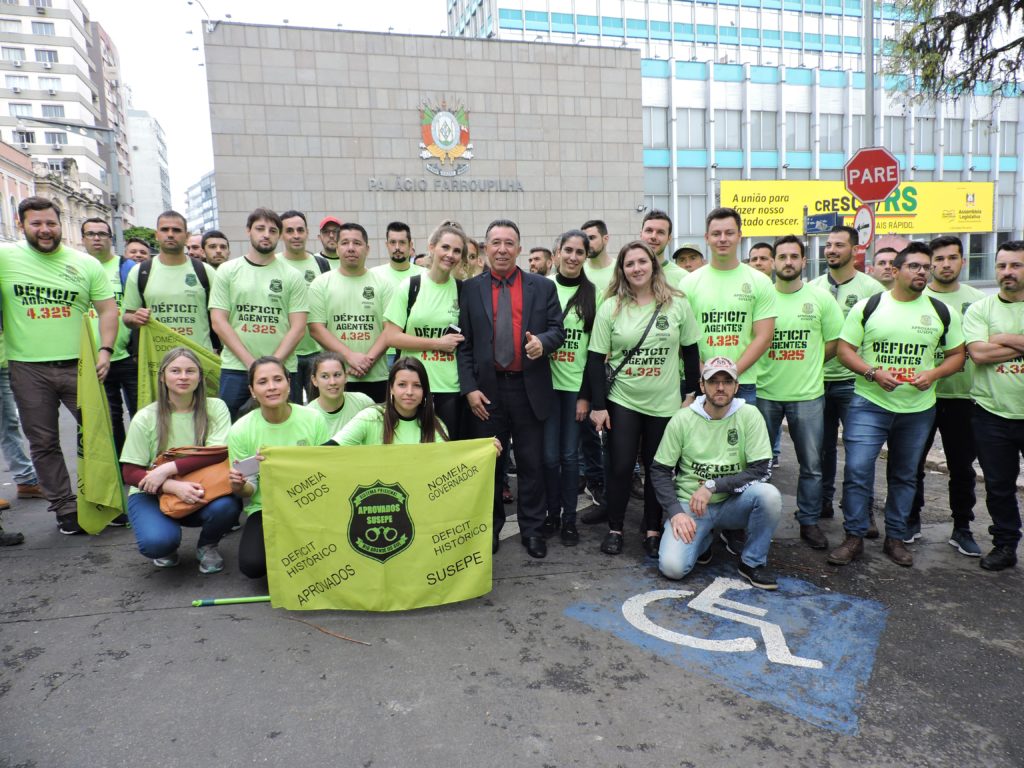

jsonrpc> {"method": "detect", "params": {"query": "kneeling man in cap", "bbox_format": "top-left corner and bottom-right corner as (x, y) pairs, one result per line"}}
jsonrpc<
(651, 356), (782, 588)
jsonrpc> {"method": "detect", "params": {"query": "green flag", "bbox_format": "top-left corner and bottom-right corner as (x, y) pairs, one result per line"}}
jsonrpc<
(261, 439), (496, 611)
(76, 318), (126, 534)
(137, 318), (220, 408)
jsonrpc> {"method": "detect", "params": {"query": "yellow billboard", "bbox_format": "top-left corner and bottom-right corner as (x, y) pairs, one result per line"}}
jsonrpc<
(719, 181), (995, 237)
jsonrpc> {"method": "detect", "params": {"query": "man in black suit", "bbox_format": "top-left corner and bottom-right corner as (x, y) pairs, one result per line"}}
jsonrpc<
(458, 219), (565, 559)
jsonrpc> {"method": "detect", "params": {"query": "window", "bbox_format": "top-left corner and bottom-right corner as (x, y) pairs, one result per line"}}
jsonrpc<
(676, 108), (705, 149)
(820, 113), (843, 152)
(915, 117), (935, 154)
(13, 130), (35, 144)
(852, 115), (865, 146)
(970, 120), (992, 155)
(29, 0), (53, 7)
(944, 118), (963, 154)
(5, 74), (28, 89)
(715, 109), (742, 150)
(643, 107), (668, 149)
(31, 21), (55, 35)
(676, 169), (707, 238)
(39, 75), (60, 90)
(34, 49), (57, 63)
(1000, 121), (1018, 155)
(9, 103), (31, 117)
(2, 47), (26, 62)
(786, 112), (811, 151)
(41, 104), (63, 117)
(47, 160), (63, 173)
(750, 111), (776, 151)
(883, 116), (906, 152)
(44, 131), (66, 145)
(0, 19), (19, 32)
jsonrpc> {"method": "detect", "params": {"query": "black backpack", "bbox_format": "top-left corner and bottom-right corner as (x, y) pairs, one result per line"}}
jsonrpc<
(136, 256), (220, 352)
(860, 291), (951, 346)
(406, 274), (463, 319)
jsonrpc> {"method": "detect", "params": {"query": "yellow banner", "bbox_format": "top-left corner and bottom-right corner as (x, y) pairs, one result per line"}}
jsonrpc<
(137, 319), (220, 409)
(720, 180), (995, 237)
(76, 318), (126, 534)
(261, 439), (496, 611)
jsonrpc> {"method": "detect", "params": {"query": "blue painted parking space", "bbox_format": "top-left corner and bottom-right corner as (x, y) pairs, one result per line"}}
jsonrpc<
(566, 564), (888, 734)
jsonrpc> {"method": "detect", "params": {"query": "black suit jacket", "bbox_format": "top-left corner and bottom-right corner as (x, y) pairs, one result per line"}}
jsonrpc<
(457, 268), (565, 421)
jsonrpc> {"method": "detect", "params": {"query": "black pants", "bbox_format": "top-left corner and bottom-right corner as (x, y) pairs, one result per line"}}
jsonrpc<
(296, 353), (318, 404)
(346, 380), (387, 404)
(972, 405), (1024, 549)
(238, 510), (267, 579)
(103, 356), (138, 455)
(433, 392), (464, 441)
(910, 397), (976, 530)
(466, 374), (546, 539)
(605, 401), (669, 534)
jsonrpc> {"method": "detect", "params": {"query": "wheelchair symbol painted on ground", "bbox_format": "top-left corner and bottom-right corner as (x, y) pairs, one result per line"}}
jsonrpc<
(621, 577), (823, 669)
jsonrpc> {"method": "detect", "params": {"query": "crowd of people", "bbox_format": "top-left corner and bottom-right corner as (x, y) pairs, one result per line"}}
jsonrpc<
(0, 194), (1021, 590)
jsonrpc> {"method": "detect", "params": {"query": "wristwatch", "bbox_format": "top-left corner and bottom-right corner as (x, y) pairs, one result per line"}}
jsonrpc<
(703, 479), (717, 493)
(863, 366), (878, 382)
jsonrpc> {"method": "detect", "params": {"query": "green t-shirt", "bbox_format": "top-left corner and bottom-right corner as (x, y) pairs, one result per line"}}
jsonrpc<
(208, 256), (309, 373)
(120, 397), (232, 496)
(228, 404), (331, 516)
(0, 332), (6, 368)
(372, 263), (424, 357)
(654, 401), (771, 505)
(0, 241), (112, 362)
(840, 291), (964, 414)
(383, 274), (461, 393)
(757, 284), (844, 402)
(333, 405), (446, 446)
(924, 283), (987, 399)
(809, 271), (884, 381)
(549, 277), (591, 393)
(87, 256), (131, 361)
(963, 294), (1024, 420)
(590, 297), (700, 417)
(279, 253), (326, 357)
(585, 261), (616, 303)
(123, 257), (216, 350)
(680, 263), (777, 385)
(308, 391), (374, 436)
(307, 270), (393, 383)
(662, 259), (687, 290)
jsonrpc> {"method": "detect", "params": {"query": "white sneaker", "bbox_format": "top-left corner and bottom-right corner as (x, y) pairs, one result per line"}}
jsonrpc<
(152, 552), (180, 568)
(196, 545), (224, 574)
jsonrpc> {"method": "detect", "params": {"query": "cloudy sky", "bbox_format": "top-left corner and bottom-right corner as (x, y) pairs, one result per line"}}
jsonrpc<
(84, 0), (447, 216)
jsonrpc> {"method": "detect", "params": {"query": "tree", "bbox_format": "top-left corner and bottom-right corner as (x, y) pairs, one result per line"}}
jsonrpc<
(887, 0), (1024, 101)
(122, 225), (156, 249)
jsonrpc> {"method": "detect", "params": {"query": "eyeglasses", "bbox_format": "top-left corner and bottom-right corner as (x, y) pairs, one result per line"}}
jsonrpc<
(902, 262), (930, 272)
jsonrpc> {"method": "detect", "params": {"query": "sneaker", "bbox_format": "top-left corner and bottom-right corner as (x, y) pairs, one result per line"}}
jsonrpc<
(541, 514), (560, 538)
(16, 483), (45, 499)
(587, 484), (607, 509)
(196, 545), (224, 574)
(107, 513), (130, 528)
(771, 455), (780, 469)
(696, 541), (714, 565)
(153, 552), (180, 568)
(738, 561), (778, 590)
(580, 505), (608, 525)
(57, 514), (83, 535)
(980, 545), (1017, 572)
(719, 529), (746, 556)
(560, 520), (579, 547)
(948, 528), (981, 557)
(502, 484), (515, 505)
(0, 527), (24, 546)
(903, 527), (922, 544)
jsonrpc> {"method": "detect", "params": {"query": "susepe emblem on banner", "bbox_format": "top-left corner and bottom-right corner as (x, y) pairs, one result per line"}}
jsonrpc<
(261, 440), (496, 612)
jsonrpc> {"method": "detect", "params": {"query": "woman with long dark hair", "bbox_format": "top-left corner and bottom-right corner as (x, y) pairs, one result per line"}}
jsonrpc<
(587, 241), (701, 557)
(306, 351), (374, 435)
(541, 230), (597, 547)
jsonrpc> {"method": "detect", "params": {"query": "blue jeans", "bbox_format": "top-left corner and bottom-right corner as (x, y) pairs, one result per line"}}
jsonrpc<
(659, 483), (781, 579)
(757, 396), (824, 524)
(821, 378), (855, 507)
(219, 369), (303, 421)
(840, 395), (934, 540)
(543, 390), (581, 522)
(577, 412), (605, 488)
(127, 492), (241, 559)
(737, 383), (757, 407)
(0, 367), (36, 484)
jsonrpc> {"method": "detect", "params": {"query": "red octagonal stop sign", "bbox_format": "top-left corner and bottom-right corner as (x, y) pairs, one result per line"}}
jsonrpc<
(844, 147), (901, 203)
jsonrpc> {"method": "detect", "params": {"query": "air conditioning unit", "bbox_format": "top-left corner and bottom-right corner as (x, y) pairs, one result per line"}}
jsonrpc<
(48, 88), (55, 95)
(43, 62), (52, 69)
(36, 5), (46, 13)
(13, 61), (22, 68)
(19, 142), (28, 150)
(12, 86), (20, 93)
(51, 143), (62, 150)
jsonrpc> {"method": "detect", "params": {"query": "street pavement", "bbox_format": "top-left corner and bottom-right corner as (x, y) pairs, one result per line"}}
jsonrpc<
(1, 408), (1022, 767)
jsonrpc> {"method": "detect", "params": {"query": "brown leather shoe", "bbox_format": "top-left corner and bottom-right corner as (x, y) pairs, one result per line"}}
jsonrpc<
(883, 536), (913, 567)
(865, 513), (880, 539)
(0, 497), (9, 512)
(800, 523), (829, 550)
(17, 483), (44, 499)
(827, 534), (864, 565)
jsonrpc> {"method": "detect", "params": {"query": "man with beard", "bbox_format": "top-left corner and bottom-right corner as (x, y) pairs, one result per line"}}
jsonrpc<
(318, 216), (342, 263)
(0, 197), (118, 535)
(755, 235), (843, 551)
(527, 247), (553, 276)
(123, 211), (218, 351)
(640, 209), (685, 288)
(830, 242), (966, 568)
(209, 208), (309, 420)
(371, 222), (423, 367)
(582, 219), (615, 295)
(962, 241), (1024, 570)
(907, 235), (986, 554)
(201, 230), (230, 267)
(808, 225), (884, 527)
(309, 223), (393, 402)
